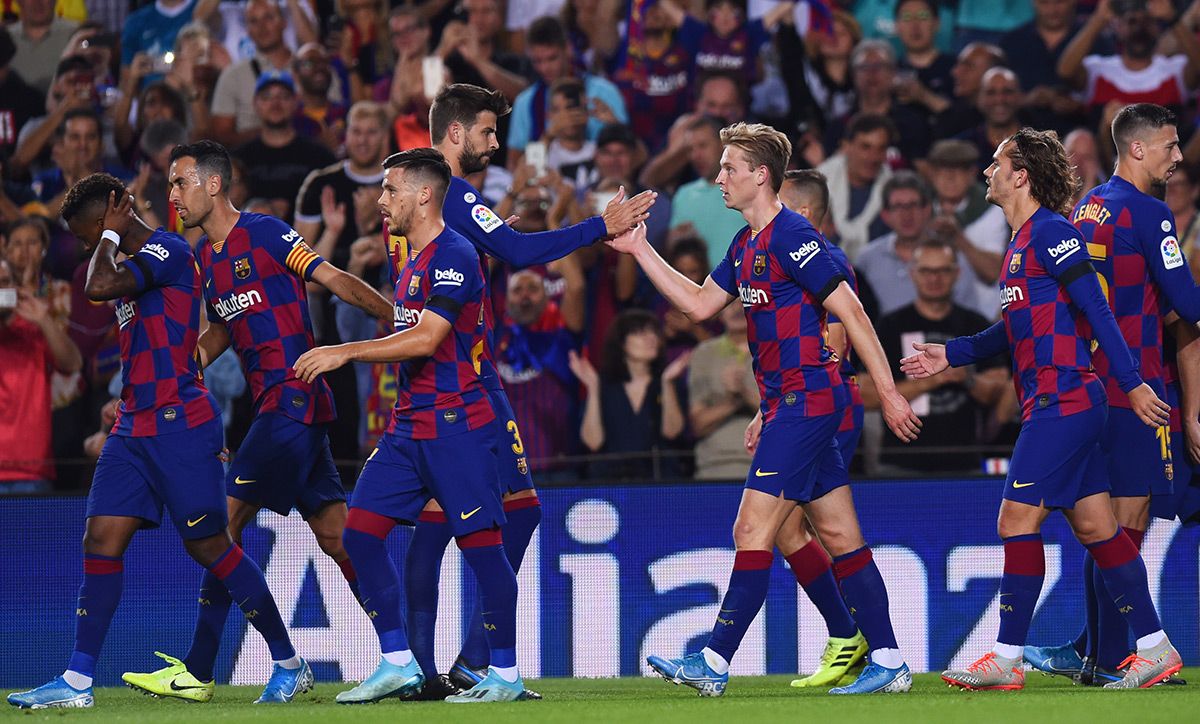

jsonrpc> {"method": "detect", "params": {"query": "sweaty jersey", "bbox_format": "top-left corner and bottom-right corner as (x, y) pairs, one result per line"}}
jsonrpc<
(389, 225), (494, 439)
(196, 212), (336, 425)
(111, 230), (219, 437)
(710, 206), (849, 423)
(1073, 175), (1200, 408)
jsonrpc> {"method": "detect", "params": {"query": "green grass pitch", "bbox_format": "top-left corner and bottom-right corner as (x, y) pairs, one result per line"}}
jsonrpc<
(5, 669), (1197, 723)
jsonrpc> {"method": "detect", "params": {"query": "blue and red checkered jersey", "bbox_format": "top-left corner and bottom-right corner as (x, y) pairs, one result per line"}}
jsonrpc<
(196, 212), (336, 425)
(111, 230), (219, 437)
(824, 240), (863, 432)
(709, 206), (849, 423)
(612, 42), (692, 152)
(388, 225), (494, 439)
(677, 15), (770, 82)
(1073, 175), (1200, 408)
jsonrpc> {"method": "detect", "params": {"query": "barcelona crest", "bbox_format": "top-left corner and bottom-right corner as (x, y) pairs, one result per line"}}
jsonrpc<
(234, 257), (252, 279)
(753, 254), (766, 275)
(408, 273), (421, 297)
(1009, 252), (1022, 274)
(517, 457), (528, 475)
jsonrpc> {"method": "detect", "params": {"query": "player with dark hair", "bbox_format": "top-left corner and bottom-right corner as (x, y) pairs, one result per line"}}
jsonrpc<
(382, 83), (655, 700)
(613, 122), (922, 697)
(118, 140), (394, 702)
(903, 128), (1182, 691)
(8, 174), (309, 709)
(1024, 104), (1200, 685)
(293, 146), (529, 703)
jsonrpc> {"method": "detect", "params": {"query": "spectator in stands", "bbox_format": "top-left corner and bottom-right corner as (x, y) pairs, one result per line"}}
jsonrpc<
(196, 0), (318, 64)
(667, 115), (745, 269)
(536, 77), (596, 187)
(0, 151), (46, 225)
(856, 171), (981, 316)
(655, 0), (794, 83)
(932, 41), (1005, 139)
(1000, 0), (1096, 135)
(33, 108), (130, 219)
(113, 81), (188, 165)
(955, 67), (1023, 175)
(655, 238), (715, 360)
(777, 7), (858, 142)
(236, 69), (335, 219)
(557, 0), (623, 71)
(826, 38), (931, 163)
(437, 0), (532, 103)
(127, 119), (189, 230)
(295, 100), (389, 274)
(955, 0), (1035, 46)
(11, 55), (96, 178)
(854, 0), (956, 51)
(570, 308), (689, 481)
(0, 258), (82, 493)
(495, 162), (578, 233)
(816, 113), (895, 261)
(638, 71), (746, 191)
(119, 0), (196, 88)
(1168, 162), (1200, 279)
(1064, 127), (1107, 206)
(0, 26), (45, 161)
(377, 6), (447, 151)
(9, 0), (79, 93)
(894, 0), (954, 105)
(688, 301), (757, 480)
(611, 1), (694, 153)
(860, 239), (1008, 474)
(496, 261), (586, 478)
(925, 139), (1008, 319)
(210, 0), (299, 146)
(292, 41), (347, 152)
(508, 16), (627, 169)
(582, 123), (672, 250)
(1058, 0), (1200, 112)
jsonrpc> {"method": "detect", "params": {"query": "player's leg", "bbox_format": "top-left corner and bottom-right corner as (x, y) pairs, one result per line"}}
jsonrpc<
(776, 507), (865, 688)
(296, 429), (360, 603)
(1065, 492), (1182, 689)
(335, 436), (426, 704)
(402, 499), (457, 699)
(307, 501), (361, 602)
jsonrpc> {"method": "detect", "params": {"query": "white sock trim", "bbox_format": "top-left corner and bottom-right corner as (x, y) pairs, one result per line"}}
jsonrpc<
(870, 648), (904, 669)
(274, 655), (302, 670)
(62, 670), (92, 690)
(381, 650), (413, 667)
(490, 665), (519, 683)
(701, 647), (730, 675)
(992, 643), (1023, 661)
(1136, 631), (1167, 651)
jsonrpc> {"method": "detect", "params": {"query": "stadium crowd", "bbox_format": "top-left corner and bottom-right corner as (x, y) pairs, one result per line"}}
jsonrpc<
(2, 0), (1200, 491)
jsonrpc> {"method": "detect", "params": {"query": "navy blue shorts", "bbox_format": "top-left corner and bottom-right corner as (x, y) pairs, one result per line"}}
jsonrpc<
(835, 403), (864, 466)
(351, 425), (503, 537)
(745, 411), (847, 503)
(1006, 406), (1109, 510)
(1101, 406), (1172, 501)
(488, 388), (534, 494)
(1151, 382), (1200, 522)
(87, 417), (227, 539)
(226, 413), (345, 519)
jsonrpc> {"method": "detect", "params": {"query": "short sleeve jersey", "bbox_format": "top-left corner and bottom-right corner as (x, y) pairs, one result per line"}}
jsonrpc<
(709, 206), (849, 423)
(195, 212), (336, 425)
(824, 240), (863, 429)
(1000, 206), (1107, 421)
(389, 226), (495, 439)
(111, 230), (219, 436)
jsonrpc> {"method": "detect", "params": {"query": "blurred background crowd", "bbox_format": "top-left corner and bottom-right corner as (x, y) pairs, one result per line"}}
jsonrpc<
(2, 0), (1200, 492)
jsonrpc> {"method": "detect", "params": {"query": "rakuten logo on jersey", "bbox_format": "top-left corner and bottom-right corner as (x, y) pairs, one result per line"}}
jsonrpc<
(115, 300), (137, 328)
(1048, 238), (1080, 264)
(1000, 285), (1025, 309)
(213, 289), (262, 321)
(789, 240), (821, 268)
(395, 305), (421, 328)
(740, 284), (769, 306)
(433, 268), (464, 287)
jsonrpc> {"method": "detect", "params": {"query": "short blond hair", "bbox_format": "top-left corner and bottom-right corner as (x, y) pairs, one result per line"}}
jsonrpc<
(348, 100), (389, 130)
(719, 122), (792, 192)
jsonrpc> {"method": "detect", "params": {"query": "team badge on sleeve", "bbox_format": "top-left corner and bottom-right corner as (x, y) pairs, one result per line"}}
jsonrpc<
(234, 257), (252, 279)
(472, 204), (503, 233)
(1161, 236), (1183, 269)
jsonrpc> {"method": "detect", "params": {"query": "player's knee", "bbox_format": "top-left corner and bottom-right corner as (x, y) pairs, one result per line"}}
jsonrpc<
(182, 535), (231, 567)
(315, 530), (345, 558)
(774, 523), (809, 553)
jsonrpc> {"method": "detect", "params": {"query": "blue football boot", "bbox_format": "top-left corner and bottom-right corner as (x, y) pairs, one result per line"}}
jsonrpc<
(646, 652), (728, 697)
(829, 660), (912, 694)
(336, 658), (424, 704)
(255, 659), (314, 703)
(7, 676), (94, 709)
(1024, 643), (1086, 679)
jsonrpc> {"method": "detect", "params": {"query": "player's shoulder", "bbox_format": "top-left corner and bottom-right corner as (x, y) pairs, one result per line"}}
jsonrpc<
(445, 176), (485, 210)
(767, 207), (824, 253)
(240, 211), (295, 240)
(436, 226), (483, 259)
(140, 229), (192, 260)
(1032, 208), (1083, 243)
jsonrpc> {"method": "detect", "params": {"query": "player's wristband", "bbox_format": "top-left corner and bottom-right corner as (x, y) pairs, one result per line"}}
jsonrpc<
(100, 229), (121, 246)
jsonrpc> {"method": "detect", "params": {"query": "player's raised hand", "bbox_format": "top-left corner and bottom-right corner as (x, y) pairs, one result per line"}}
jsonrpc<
(605, 222), (648, 255)
(1127, 383), (1171, 428)
(880, 389), (922, 443)
(101, 191), (134, 239)
(744, 409), (763, 454)
(899, 341), (950, 379)
(293, 345), (352, 384)
(601, 186), (657, 236)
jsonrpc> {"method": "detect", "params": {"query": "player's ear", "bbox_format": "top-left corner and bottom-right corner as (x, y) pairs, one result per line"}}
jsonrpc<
(448, 121), (462, 144)
(1130, 140), (1144, 161)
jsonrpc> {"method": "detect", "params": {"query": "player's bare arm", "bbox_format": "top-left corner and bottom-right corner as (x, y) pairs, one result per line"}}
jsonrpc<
(85, 192), (143, 302)
(607, 223), (733, 322)
(293, 311), (453, 383)
(195, 319), (231, 368)
(823, 282), (922, 442)
(1169, 315), (1200, 463)
(310, 262), (394, 322)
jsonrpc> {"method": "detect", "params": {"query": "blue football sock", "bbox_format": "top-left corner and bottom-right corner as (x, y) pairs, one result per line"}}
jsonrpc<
(460, 500), (542, 668)
(706, 550), (773, 664)
(1088, 529), (1161, 640)
(344, 509), (409, 654)
(457, 529), (518, 669)
(336, 557), (363, 606)
(996, 534), (1044, 648)
(1075, 553), (1097, 658)
(404, 511), (452, 676)
(786, 541), (857, 639)
(182, 569), (232, 682)
(67, 554), (124, 678)
(832, 546), (900, 652)
(208, 544), (294, 662)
